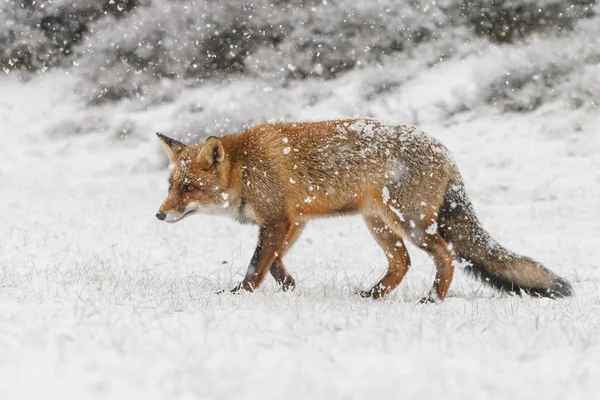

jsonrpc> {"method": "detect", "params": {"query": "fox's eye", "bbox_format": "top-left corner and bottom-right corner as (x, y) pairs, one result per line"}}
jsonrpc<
(183, 185), (194, 193)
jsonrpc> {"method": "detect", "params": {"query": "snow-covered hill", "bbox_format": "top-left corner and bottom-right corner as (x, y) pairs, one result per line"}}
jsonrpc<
(1, 54), (600, 398)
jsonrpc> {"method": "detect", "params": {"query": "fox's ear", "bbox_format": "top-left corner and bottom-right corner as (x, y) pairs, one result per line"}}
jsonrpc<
(198, 136), (225, 168)
(156, 132), (186, 162)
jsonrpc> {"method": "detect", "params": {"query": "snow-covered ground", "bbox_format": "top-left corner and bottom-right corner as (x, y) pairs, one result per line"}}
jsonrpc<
(1, 66), (600, 399)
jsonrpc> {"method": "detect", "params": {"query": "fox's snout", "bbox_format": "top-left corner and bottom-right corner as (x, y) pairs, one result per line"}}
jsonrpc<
(155, 208), (180, 223)
(155, 202), (200, 223)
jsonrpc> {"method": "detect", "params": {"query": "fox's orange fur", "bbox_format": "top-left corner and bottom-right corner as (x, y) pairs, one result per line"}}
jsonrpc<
(156, 119), (572, 302)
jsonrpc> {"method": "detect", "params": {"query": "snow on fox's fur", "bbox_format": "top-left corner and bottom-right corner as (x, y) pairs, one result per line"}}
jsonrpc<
(156, 119), (572, 302)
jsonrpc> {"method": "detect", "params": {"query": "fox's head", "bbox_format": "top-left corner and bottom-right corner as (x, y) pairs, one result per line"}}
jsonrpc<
(155, 133), (232, 223)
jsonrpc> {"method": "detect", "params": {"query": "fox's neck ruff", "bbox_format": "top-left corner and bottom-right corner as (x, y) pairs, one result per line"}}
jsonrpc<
(221, 144), (258, 225)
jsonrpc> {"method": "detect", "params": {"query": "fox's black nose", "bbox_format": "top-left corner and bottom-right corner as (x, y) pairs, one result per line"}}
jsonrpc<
(156, 211), (166, 221)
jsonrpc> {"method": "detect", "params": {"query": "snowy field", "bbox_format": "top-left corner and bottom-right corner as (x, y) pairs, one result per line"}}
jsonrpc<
(1, 67), (600, 399)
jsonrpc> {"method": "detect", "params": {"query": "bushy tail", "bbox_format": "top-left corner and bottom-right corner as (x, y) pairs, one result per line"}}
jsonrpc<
(437, 179), (573, 298)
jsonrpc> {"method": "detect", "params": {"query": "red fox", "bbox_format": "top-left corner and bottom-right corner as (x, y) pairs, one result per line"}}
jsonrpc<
(155, 119), (572, 303)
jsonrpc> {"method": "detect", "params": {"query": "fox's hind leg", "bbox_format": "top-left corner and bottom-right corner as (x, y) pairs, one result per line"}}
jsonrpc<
(378, 205), (456, 303)
(269, 221), (306, 291)
(358, 215), (410, 299)
(406, 216), (456, 304)
(414, 232), (456, 303)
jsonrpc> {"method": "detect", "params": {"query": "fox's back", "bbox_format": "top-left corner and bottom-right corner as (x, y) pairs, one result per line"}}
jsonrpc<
(235, 119), (458, 217)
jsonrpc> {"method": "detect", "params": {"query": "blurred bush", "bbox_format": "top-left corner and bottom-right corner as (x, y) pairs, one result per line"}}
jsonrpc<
(0, 0), (139, 71)
(0, 0), (597, 107)
(75, 0), (457, 102)
(463, 0), (596, 43)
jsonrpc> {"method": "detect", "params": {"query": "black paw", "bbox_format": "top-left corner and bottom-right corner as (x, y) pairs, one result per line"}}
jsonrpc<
(230, 282), (255, 294)
(357, 287), (385, 299)
(418, 296), (437, 304)
(280, 276), (296, 292)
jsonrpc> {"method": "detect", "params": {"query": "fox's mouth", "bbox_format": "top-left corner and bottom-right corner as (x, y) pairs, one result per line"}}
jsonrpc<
(165, 210), (195, 223)
(164, 209), (199, 223)
(161, 202), (200, 223)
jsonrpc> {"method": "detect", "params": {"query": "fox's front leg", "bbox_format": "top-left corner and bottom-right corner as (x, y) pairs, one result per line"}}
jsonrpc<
(269, 221), (306, 291)
(232, 220), (291, 292)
